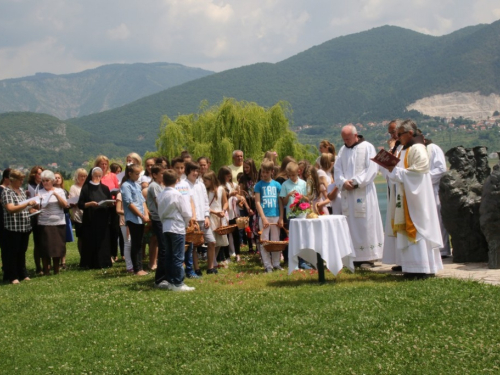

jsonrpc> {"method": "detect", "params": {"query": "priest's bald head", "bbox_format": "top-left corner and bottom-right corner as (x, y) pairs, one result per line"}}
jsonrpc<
(341, 125), (359, 147)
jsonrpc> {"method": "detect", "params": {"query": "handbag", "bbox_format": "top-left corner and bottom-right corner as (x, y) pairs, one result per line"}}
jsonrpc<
(65, 212), (74, 243)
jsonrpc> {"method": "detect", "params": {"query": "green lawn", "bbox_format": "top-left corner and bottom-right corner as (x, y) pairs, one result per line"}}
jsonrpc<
(1, 241), (500, 374)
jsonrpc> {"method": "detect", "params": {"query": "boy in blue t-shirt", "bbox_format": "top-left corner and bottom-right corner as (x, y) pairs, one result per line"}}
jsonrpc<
(254, 160), (284, 272)
(280, 161), (307, 216)
(279, 161), (311, 270)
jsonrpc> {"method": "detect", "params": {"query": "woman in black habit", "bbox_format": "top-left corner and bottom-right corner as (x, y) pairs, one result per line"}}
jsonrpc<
(78, 167), (113, 269)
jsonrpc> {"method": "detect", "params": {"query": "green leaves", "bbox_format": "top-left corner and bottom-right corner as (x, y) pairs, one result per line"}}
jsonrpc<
(155, 98), (316, 169)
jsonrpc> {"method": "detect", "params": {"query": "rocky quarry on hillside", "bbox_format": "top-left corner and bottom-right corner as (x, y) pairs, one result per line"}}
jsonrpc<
(407, 92), (500, 120)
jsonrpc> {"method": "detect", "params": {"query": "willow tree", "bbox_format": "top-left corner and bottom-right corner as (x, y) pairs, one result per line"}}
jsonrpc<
(155, 98), (316, 170)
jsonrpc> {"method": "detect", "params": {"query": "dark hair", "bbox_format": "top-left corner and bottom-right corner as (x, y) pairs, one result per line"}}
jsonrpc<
(171, 157), (185, 168)
(180, 150), (191, 161)
(151, 164), (165, 176)
(163, 169), (178, 186)
(121, 164), (142, 184)
(1, 168), (11, 185)
(243, 158), (258, 183)
(155, 157), (170, 168)
(110, 163), (122, 173)
(276, 156), (296, 178)
(197, 156), (209, 164)
(144, 157), (156, 177)
(28, 165), (44, 185)
(185, 161), (200, 175)
(217, 166), (232, 186)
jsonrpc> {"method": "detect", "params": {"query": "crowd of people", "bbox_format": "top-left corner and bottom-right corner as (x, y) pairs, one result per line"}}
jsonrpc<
(0, 119), (449, 288)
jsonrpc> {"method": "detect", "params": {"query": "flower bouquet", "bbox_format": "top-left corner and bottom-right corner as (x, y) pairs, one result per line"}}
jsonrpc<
(287, 192), (312, 219)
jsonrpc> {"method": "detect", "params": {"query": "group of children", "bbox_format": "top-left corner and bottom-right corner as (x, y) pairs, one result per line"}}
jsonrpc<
(117, 144), (337, 292)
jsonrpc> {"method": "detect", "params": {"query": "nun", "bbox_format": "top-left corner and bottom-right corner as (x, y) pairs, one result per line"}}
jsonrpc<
(78, 167), (114, 269)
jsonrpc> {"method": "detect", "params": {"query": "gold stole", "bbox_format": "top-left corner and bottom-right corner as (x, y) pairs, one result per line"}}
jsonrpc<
(392, 147), (417, 243)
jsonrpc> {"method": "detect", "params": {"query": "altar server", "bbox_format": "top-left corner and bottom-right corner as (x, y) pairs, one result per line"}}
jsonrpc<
(334, 125), (384, 267)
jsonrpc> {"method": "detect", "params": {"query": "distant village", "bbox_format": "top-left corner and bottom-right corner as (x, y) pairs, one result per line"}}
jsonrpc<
(4, 114), (500, 176)
(296, 113), (500, 158)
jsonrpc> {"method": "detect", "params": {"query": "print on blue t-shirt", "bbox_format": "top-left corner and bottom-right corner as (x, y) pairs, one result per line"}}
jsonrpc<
(254, 180), (281, 218)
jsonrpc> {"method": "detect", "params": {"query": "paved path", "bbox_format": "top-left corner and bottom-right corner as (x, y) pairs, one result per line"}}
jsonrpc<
(371, 257), (500, 286)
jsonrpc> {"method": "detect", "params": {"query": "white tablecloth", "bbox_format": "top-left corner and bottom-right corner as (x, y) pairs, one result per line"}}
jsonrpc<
(288, 215), (355, 275)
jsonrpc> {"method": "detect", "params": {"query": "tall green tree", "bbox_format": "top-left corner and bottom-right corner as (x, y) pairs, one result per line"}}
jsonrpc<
(156, 98), (316, 170)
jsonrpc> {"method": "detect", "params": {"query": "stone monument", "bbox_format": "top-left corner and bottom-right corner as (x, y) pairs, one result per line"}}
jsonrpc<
(439, 146), (489, 262)
(480, 154), (500, 268)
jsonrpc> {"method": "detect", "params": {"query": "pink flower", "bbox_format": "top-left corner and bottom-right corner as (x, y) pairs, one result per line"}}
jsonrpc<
(298, 202), (310, 210)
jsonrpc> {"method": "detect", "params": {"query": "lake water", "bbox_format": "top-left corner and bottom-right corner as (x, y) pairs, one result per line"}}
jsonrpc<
(376, 183), (387, 224)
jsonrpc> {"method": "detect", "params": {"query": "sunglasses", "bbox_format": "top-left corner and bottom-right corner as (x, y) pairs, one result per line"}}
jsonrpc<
(397, 131), (408, 137)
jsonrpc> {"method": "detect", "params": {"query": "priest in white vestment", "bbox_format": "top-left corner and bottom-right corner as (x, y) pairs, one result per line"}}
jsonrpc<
(385, 120), (443, 277)
(380, 119), (403, 268)
(426, 140), (451, 257)
(334, 125), (384, 265)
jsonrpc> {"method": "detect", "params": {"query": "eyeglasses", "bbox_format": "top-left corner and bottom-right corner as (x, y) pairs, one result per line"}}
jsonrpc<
(397, 132), (408, 137)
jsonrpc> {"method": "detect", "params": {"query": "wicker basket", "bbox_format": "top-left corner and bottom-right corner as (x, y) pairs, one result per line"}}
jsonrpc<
(236, 216), (249, 229)
(185, 222), (204, 246)
(214, 224), (238, 235)
(259, 223), (289, 252)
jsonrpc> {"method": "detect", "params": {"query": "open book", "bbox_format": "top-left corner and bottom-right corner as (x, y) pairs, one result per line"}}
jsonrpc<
(98, 199), (116, 207)
(371, 149), (400, 169)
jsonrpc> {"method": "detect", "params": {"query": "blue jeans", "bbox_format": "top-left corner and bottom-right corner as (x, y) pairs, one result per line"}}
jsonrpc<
(184, 242), (194, 275)
(152, 220), (168, 285)
(164, 232), (185, 286)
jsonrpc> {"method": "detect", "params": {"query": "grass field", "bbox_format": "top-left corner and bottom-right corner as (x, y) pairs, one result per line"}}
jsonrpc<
(1, 241), (500, 374)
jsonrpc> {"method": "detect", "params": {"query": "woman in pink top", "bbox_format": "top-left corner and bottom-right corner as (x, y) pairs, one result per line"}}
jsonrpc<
(94, 155), (120, 262)
(95, 155), (119, 192)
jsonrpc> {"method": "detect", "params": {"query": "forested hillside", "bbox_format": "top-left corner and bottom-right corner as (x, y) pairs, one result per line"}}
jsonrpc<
(69, 21), (500, 154)
(0, 63), (213, 119)
(0, 112), (124, 169)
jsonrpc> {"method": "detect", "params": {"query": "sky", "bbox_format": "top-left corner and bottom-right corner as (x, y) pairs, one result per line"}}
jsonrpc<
(0, 0), (499, 80)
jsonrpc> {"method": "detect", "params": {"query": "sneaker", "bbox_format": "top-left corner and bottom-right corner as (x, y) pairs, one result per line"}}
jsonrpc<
(186, 272), (200, 279)
(274, 266), (284, 271)
(265, 267), (273, 273)
(154, 281), (171, 290)
(170, 283), (195, 292)
(299, 263), (312, 270)
(206, 268), (218, 275)
(194, 269), (203, 277)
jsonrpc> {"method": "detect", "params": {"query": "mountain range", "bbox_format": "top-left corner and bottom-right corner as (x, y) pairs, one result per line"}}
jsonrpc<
(0, 62), (213, 119)
(69, 20), (500, 154)
(1, 20), (500, 169)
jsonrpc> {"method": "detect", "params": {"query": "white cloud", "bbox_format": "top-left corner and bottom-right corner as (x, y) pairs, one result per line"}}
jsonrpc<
(0, 0), (498, 79)
(107, 23), (131, 41)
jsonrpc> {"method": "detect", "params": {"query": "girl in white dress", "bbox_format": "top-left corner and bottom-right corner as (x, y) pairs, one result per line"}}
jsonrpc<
(202, 171), (228, 274)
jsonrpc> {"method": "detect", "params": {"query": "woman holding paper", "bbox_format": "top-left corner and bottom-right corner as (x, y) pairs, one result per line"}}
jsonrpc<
(94, 155), (120, 262)
(37, 170), (68, 275)
(1, 170), (38, 283)
(78, 167), (113, 269)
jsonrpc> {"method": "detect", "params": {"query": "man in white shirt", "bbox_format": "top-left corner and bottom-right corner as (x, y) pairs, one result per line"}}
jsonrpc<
(228, 150), (244, 183)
